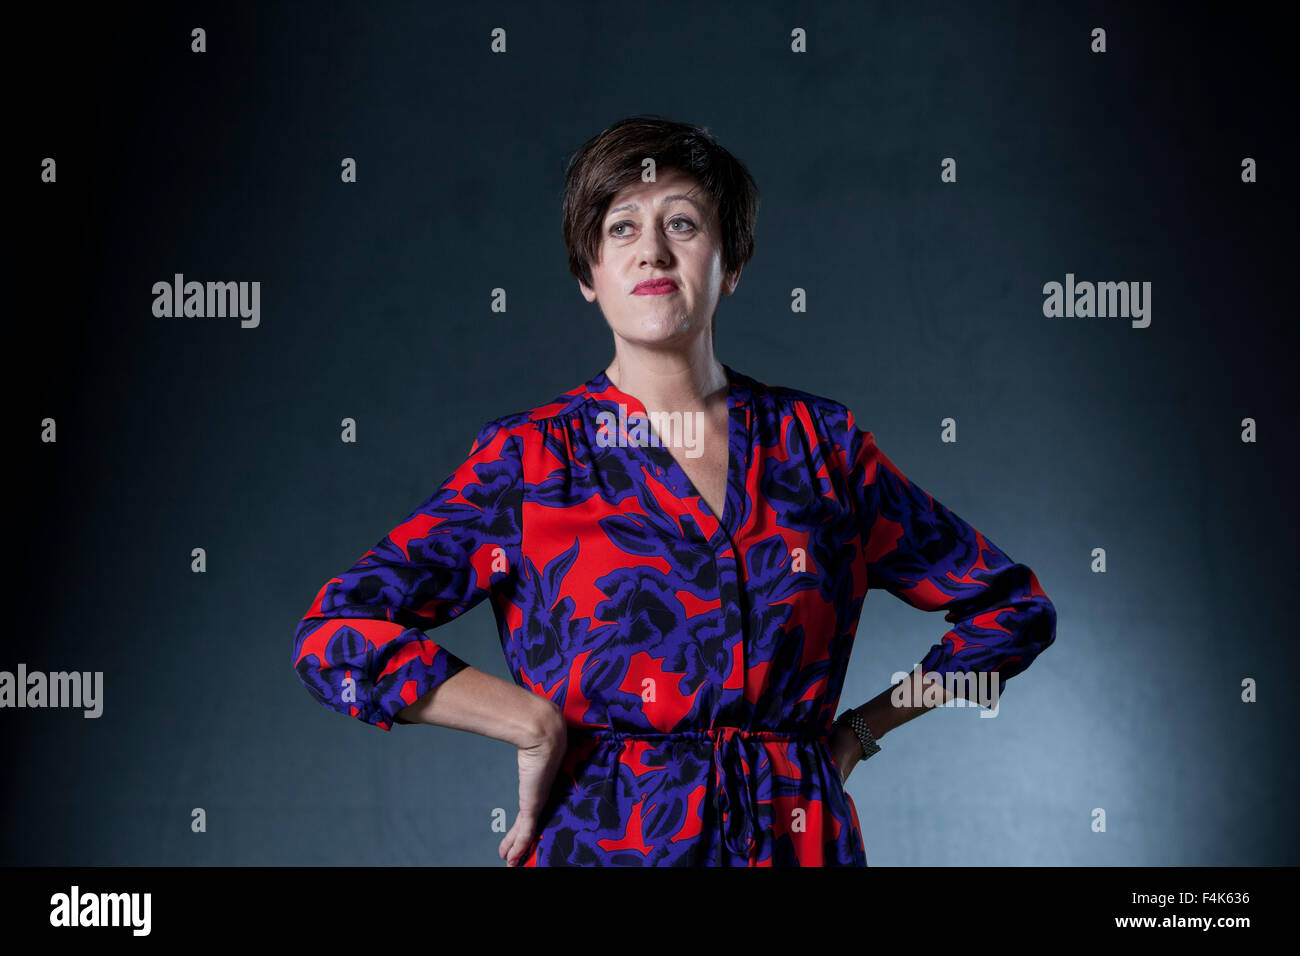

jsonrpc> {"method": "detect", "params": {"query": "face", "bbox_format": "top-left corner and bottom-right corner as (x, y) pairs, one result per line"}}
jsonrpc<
(578, 167), (741, 348)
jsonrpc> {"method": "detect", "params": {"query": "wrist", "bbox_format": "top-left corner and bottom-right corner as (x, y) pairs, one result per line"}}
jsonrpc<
(857, 699), (892, 740)
(836, 706), (882, 762)
(525, 698), (566, 748)
(830, 725), (859, 780)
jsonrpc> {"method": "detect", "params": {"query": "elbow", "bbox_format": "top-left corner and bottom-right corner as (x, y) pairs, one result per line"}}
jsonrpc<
(1042, 601), (1058, 654)
(1001, 590), (1057, 679)
(1026, 593), (1058, 659)
(290, 615), (392, 730)
(1023, 568), (1058, 653)
(291, 615), (333, 709)
(1039, 582), (1058, 640)
(290, 615), (313, 679)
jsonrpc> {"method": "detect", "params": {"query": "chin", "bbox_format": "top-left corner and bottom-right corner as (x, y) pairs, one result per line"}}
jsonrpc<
(618, 321), (700, 345)
(623, 308), (702, 332)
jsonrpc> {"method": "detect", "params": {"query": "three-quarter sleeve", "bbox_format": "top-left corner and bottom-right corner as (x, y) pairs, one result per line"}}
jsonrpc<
(291, 419), (523, 730)
(844, 409), (1056, 707)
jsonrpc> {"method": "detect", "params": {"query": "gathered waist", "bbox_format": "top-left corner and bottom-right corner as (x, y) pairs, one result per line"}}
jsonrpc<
(570, 724), (835, 863)
(571, 725), (833, 759)
(576, 725), (826, 743)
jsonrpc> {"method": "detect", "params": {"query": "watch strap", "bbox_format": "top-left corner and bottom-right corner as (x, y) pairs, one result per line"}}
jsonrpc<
(836, 708), (881, 761)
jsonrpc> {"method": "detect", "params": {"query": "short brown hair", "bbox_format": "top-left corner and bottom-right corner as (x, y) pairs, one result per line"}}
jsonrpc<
(561, 115), (760, 290)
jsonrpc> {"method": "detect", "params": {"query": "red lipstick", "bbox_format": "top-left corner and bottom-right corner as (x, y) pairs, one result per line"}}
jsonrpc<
(633, 278), (678, 295)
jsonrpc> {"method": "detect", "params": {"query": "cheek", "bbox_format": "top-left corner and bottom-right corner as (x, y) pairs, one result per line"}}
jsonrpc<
(689, 247), (720, 276)
(590, 268), (614, 299)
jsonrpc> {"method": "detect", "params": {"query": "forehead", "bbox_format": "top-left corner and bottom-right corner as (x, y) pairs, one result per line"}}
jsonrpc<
(605, 169), (712, 216)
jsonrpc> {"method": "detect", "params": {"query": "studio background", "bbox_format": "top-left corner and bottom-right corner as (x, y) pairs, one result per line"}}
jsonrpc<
(8, 0), (1296, 865)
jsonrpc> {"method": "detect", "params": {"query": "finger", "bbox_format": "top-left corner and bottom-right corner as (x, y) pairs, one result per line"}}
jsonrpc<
(511, 832), (537, 867)
(499, 818), (524, 860)
(507, 830), (532, 867)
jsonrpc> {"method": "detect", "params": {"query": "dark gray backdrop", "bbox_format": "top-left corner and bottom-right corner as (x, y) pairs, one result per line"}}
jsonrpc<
(8, 0), (1297, 865)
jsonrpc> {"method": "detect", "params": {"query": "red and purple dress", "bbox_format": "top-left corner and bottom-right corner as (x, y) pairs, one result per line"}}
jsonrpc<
(292, 364), (1057, 865)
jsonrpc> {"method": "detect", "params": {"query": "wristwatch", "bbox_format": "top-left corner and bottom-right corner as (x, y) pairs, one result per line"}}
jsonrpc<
(836, 708), (881, 761)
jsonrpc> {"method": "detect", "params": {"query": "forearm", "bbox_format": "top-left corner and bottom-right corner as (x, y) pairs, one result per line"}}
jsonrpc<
(849, 674), (959, 740)
(394, 666), (564, 748)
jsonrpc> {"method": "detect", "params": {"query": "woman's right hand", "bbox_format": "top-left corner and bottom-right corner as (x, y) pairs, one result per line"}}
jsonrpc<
(500, 703), (568, 866)
(828, 723), (862, 786)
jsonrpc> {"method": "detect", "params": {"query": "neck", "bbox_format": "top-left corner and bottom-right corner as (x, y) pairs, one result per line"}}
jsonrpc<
(604, 339), (727, 414)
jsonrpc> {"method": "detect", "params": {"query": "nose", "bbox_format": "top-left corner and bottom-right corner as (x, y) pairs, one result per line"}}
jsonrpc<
(637, 228), (673, 268)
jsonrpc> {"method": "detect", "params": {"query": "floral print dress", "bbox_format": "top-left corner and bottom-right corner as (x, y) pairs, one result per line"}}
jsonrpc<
(292, 364), (1057, 865)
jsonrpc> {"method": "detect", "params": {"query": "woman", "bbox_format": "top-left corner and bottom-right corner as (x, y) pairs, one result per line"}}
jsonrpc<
(290, 116), (1057, 866)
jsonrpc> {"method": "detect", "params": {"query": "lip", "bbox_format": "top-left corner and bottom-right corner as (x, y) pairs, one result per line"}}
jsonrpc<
(633, 278), (679, 295)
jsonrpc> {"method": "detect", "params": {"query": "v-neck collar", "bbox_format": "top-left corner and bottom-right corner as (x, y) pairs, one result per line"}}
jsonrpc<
(581, 363), (752, 542)
(581, 362), (751, 416)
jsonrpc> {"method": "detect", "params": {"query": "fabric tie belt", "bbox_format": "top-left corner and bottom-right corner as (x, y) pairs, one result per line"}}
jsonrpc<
(585, 726), (825, 865)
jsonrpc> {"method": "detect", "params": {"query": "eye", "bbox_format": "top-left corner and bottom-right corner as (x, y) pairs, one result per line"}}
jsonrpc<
(608, 216), (696, 238)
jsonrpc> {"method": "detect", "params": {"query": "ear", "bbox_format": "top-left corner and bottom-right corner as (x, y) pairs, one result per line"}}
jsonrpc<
(722, 265), (743, 296)
(578, 278), (597, 303)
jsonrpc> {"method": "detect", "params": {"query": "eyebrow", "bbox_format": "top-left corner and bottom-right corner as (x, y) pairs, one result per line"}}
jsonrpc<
(605, 194), (704, 219)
